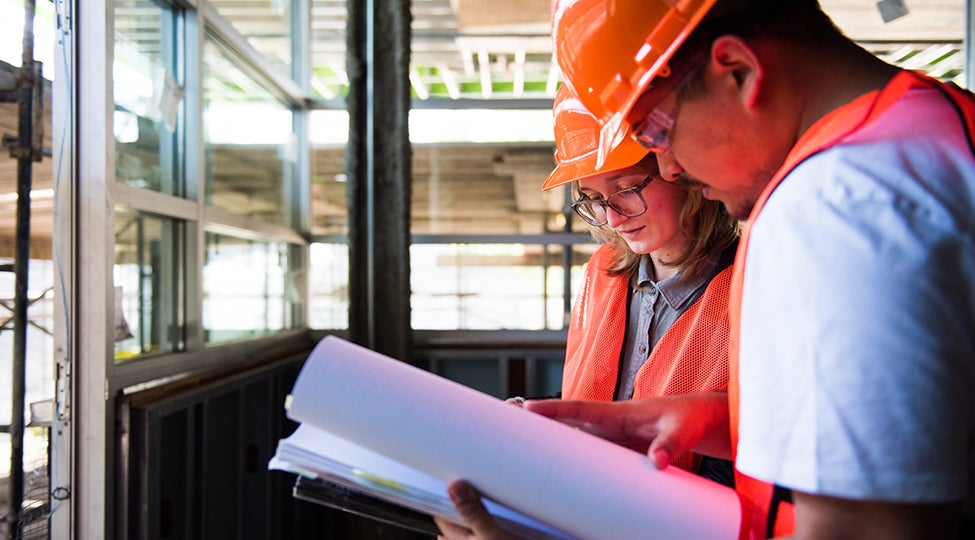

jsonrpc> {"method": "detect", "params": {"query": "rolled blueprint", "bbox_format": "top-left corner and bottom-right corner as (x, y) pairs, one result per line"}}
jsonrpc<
(285, 335), (741, 540)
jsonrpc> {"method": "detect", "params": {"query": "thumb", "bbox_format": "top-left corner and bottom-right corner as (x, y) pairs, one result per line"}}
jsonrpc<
(647, 438), (673, 470)
(646, 416), (688, 470)
(447, 481), (505, 536)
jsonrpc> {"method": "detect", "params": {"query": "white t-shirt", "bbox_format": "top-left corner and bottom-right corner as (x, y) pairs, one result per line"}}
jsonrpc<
(736, 86), (975, 518)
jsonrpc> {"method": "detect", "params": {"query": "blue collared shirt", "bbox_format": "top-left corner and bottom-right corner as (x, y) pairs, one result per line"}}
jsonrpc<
(614, 249), (726, 400)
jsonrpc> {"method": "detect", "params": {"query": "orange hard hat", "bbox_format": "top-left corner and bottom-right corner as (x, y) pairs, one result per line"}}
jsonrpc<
(551, 0), (717, 167)
(542, 84), (648, 191)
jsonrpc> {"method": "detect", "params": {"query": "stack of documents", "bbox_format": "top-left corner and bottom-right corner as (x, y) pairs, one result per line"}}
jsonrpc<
(269, 335), (741, 540)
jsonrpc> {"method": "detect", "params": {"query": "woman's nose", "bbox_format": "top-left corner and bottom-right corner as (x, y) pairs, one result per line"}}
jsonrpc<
(605, 206), (627, 228)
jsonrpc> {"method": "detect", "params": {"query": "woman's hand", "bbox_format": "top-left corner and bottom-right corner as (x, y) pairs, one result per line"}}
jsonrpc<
(434, 480), (522, 540)
(525, 393), (731, 469)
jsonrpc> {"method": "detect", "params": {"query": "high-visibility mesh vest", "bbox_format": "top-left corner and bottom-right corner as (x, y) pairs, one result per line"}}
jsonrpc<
(729, 70), (975, 540)
(562, 243), (733, 471)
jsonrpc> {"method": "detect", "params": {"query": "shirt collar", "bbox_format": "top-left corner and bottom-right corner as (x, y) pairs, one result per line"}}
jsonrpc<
(635, 250), (720, 310)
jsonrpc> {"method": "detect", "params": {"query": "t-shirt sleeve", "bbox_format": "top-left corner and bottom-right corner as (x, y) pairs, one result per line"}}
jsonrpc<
(735, 147), (975, 504)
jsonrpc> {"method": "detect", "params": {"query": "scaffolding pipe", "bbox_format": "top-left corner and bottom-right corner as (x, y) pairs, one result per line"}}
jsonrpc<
(5, 0), (39, 537)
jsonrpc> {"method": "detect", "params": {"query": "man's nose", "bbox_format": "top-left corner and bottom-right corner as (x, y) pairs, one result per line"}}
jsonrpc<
(656, 151), (684, 183)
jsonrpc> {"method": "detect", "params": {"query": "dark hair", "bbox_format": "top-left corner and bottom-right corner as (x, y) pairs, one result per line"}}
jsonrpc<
(672, 0), (846, 99)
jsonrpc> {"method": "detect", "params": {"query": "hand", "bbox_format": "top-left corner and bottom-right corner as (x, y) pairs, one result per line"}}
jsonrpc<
(524, 393), (731, 469)
(434, 480), (522, 540)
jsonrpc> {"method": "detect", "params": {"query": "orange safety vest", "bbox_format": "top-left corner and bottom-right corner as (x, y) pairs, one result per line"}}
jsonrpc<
(729, 70), (975, 540)
(562, 243), (733, 470)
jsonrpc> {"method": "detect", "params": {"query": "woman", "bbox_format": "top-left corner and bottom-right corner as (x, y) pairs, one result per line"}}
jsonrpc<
(548, 84), (739, 472)
(435, 85), (740, 539)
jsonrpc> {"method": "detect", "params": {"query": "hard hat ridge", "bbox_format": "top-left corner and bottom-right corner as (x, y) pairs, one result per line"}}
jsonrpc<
(542, 84), (648, 191)
(551, 0), (717, 168)
(551, 0), (817, 167)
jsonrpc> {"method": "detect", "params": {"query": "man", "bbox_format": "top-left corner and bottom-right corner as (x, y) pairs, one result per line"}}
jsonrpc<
(439, 1), (975, 538)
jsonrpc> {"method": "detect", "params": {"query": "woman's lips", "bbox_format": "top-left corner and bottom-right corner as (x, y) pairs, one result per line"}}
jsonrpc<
(618, 226), (645, 240)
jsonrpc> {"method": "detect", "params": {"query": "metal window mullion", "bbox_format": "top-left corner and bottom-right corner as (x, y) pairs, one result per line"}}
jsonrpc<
(50, 0), (77, 535)
(159, 6), (179, 196)
(135, 216), (147, 352)
(158, 216), (180, 351)
(74, 0), (117, 537)
(185, 6), (205, 351)
(292, 0), (312, 326)
(197, 1), (305, 106)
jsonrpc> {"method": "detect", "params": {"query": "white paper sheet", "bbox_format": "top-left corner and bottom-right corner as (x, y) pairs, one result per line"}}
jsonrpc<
(285, 335), (741, 540)
(270, 423), (573, 539)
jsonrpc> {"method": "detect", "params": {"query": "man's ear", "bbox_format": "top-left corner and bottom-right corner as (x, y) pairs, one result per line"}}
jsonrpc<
(709, 35), (764, 109)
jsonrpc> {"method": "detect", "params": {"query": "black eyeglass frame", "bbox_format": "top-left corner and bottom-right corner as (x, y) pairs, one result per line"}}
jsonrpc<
(570, 174), (656, 227)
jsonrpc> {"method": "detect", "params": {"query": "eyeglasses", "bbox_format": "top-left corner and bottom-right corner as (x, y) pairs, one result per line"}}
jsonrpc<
(629, 55), (703, 153)
(633, 107), (676, 153)
(571, 175), (655, 227)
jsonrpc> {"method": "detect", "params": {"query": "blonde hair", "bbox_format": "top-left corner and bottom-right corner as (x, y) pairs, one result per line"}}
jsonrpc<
(589, 187), (740, 282)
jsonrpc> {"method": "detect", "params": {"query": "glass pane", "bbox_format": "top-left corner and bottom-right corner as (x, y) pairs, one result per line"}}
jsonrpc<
(310, 110), (349, 235)
(410, 242), (597, 331)
(209, 0), (295, 78)
(0, 0), (57, 79)
(113, 209), (183, 361)
(412, 243), (593, 330)
(409, 0), (551, 101)
(436, 358), (500, 397)
(412, 139), (559, 235)
(542, 243), (599, 329)
(0, 3), (56, 522)
(114, 0), (182, 194)
(204, 34), (295, 226)
(203, 231), (298, 344)
(309, 243), (348, 329)
(310, 0), (346, 99)
(533, 358), (565, 397)
(0, 258), (56, 427)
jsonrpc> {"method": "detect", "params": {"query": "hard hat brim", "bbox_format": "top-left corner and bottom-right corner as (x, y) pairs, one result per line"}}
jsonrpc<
(542, 134), (648, 191)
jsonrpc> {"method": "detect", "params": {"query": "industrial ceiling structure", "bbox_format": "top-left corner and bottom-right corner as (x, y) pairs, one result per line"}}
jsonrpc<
(301, 0), (968, 102)
(0, 0), (970, 249)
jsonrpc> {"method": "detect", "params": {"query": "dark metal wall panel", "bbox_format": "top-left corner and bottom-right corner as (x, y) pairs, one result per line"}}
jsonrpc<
(201, 390), (242, 539)
(242, 380), (274, 540)
(120, 349), (433, 540)
(158, 410), (192, 540)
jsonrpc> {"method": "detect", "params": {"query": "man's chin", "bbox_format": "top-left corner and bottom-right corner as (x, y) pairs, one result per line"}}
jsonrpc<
(705, 191), (751, 220)
(725, 199), (755, 220)
(674, 175), (704, 191)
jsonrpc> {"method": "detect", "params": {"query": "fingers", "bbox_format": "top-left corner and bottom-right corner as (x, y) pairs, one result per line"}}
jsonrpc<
(644, 409), (683, 469)
(645, 393), (732, 467)
(446, 480), (507, 538)
(647, 438), (674, 469)
(434, 516), (471, 540)
(524, 398), (622, 425)
(526, 399), (652, 441)
(525, 395), (727, 467)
